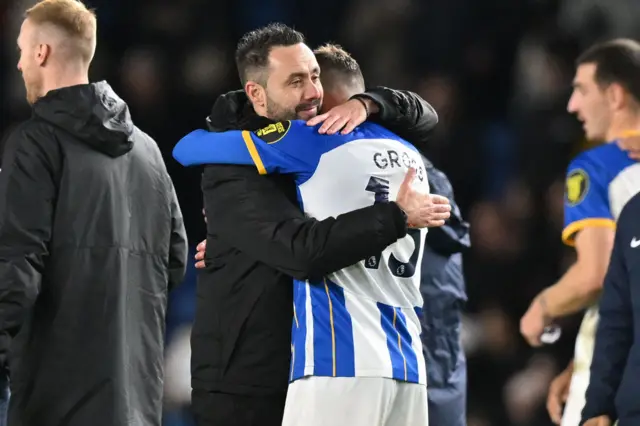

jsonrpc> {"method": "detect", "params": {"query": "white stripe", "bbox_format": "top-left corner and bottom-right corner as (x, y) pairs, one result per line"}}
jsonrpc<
(404, 307), (427, 384)
(303, 282), (315, 376)
(345, 291), (393, 377)
(608, 163), (640, 220)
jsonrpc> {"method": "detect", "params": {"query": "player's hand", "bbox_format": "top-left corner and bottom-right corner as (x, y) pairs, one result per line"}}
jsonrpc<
(428, 194), (451, 227)
(396, 168), (451, 228)
(520, 297), (547, 347)
(546, 363), (573, 424)
(583, 415), (612, 426)
(195, 239), (206, 269)
(306, 98), (378, 135)
(618, 133), (640, 160)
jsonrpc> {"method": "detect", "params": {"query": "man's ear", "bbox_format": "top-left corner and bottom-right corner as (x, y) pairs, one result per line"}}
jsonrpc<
(245, 81), (266, 108)
(605, 82), (626, 111)
(36, 43), (50, 67)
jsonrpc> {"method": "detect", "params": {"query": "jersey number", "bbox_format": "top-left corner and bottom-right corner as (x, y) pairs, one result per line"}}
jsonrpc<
(364, 176), (421, 278)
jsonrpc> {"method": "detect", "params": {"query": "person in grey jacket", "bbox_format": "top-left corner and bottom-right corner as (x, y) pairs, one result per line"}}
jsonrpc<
(420, 156), (470, 426)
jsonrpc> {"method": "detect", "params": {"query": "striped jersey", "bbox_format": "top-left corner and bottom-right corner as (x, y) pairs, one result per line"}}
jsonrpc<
(174, 119), (429, 385)
(562, 140), (640, 378)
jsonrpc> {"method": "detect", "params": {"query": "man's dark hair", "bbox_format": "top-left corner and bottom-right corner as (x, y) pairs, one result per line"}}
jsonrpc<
(235, 23), (305, 87)
(577, 38), (640, 103)
(313, 43), (365, 92)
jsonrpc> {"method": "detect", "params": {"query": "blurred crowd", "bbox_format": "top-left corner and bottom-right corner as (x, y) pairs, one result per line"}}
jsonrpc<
(4, 0), (640, 425)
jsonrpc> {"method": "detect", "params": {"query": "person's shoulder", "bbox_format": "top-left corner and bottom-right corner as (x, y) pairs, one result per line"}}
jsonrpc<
(4, 117), (57, 155)
(571, 142), (632, 171)
(354, 122), (418, 151)
(252, 119), (315, 145)
(568, 142), (636, 192)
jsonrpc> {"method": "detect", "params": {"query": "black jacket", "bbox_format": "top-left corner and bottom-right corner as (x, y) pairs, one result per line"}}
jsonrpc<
(191, 88), (438, 396)
(582, 192), (640, 426)
(0, 82), (188, 426)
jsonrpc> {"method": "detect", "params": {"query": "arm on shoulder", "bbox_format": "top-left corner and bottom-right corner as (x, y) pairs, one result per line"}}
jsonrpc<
(354, 86), (438, 146)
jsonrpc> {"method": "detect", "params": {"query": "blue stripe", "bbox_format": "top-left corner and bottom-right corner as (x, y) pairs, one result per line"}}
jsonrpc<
(310, 279), (355, 377)
(396, 308), (420, 383)
(378, 303), (407, 381)
(328, 280), (355, 376)
(291, 280), (307, 381)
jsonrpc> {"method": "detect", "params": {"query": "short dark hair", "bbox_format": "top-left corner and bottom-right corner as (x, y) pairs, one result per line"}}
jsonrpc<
(235, 23), (305, 86)
(577, 38), (640, 103)
(313, 43), (365, 92)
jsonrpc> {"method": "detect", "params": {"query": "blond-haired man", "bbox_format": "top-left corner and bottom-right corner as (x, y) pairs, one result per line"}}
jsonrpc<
(1, 1), (188, 425)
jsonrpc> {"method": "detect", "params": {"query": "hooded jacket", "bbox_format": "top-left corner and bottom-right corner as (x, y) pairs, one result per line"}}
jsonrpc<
(0, 82), (187, 426)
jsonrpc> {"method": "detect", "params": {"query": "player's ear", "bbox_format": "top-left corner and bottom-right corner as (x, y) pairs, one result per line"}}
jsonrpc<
(606, 82), (626, 111)
(245, 81), (266, 109)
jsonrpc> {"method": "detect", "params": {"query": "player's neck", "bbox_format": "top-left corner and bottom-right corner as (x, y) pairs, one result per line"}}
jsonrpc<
(606, 110), (640, 141)
(42, 66), (89, 98)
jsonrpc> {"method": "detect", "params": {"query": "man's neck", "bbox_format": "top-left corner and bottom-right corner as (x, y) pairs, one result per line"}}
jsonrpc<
(42, 66), (89, 97)
(606, 109), (640, 140)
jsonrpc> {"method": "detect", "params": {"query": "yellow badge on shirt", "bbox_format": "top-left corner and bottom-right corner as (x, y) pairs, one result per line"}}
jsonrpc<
(254, 121), (291, 144)
(566, 168), (590, 206)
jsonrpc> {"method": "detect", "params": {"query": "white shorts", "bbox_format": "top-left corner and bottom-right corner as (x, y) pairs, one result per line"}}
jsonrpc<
(561, 371), (589, 426)
(281, 376), (428, 426)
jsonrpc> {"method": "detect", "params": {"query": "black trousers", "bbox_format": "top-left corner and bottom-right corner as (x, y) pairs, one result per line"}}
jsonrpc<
(191, 390), (286, 426)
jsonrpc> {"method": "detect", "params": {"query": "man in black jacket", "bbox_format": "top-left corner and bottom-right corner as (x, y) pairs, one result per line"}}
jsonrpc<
(0, 2), (188, 425)
(581, 191), (640, 426)
(189, 24), (447, 426)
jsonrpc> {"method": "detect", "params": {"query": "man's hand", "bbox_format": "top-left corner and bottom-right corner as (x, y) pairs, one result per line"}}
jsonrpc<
(546, 363), (573, 424)
(583, 416), (612, 426)
(306, 98), (379, 135)
(617, 132), (640, 160)
(195, 239), (206, 269)
(520, 296), (549, 347)
(396, 168), (451, 228)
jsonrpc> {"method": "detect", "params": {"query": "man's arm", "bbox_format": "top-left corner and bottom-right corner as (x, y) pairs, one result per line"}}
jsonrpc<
(521, 226), (614, 346)
(521, 154), (615, 346)
(538, 226), (613, 317)
(0, 125), (61, 367)
(211, 88), (439, 147)
(202, 165), (408, 281)
(354, 86), (438, 146)
(167, 183), (188, 291)
(582, 220), (632, 423)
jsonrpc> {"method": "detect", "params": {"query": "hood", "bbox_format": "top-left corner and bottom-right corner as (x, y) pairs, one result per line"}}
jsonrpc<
(33, 81), (134, 158)
(206, 90), (275, 132)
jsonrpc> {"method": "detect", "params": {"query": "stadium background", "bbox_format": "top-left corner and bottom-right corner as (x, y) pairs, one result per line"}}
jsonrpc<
(2, 0), (640, 425)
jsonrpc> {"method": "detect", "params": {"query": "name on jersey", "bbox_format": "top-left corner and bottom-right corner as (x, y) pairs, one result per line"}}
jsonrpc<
(373, 149), (425, 181)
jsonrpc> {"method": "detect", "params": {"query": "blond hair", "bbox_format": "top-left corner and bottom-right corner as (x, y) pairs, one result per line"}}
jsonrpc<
(25, 0), (97, 63)
(313, 43), (365, 91)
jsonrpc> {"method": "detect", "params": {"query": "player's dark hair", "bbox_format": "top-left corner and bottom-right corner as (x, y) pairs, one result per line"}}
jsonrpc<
(577, 38), (640, 103)
(235, 23), (305, 87)
(314, 44), (365, 92)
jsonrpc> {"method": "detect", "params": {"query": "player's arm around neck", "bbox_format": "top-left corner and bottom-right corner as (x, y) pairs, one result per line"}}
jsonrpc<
(539, 226), (615, 318)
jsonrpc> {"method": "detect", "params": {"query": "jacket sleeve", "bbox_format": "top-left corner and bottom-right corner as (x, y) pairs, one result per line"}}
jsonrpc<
(581, 221), (632, 423)
(353, 86), (438, 147)
(423, 157), (470, 256)
(202, 164), (407, 281)
(168, 183), (188, 291)
(0, 125), (61, 368)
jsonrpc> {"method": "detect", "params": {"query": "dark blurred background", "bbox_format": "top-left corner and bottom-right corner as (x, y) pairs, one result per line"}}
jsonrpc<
(4, 0), (640, 425)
